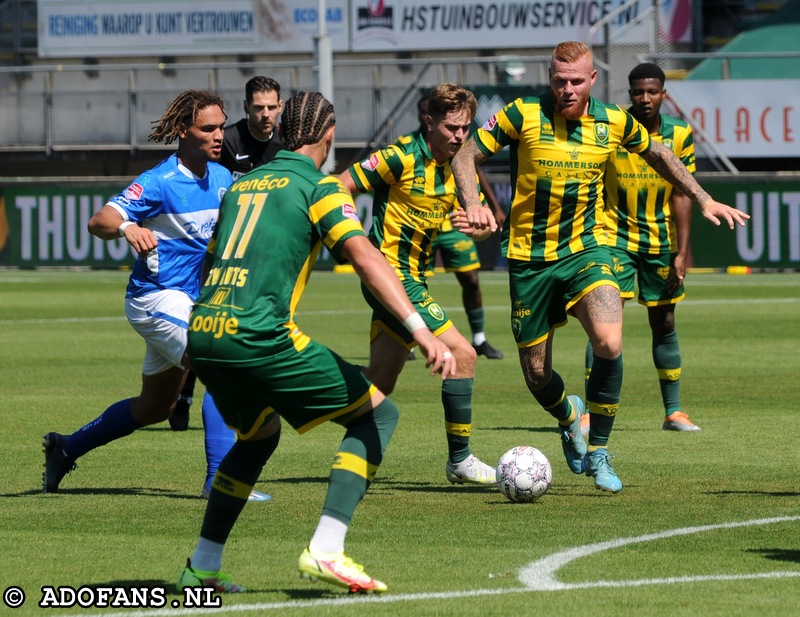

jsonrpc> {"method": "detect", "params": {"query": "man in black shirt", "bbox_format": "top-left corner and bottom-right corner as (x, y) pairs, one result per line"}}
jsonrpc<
(220, 76), (285, 180)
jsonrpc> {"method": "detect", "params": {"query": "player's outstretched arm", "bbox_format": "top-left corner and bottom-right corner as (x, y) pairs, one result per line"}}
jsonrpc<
(643, 142), (750, 229)
(342, 234), (456, 380)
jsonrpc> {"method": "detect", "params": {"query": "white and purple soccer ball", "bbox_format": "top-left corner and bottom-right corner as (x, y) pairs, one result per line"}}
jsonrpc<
(496, 446), (552, 503)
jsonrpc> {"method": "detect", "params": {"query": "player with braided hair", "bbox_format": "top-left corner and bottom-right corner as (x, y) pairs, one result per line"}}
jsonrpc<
(279, 90), (336, 151)
(177, 91), (454, 594)
(42, 90), (233, 495)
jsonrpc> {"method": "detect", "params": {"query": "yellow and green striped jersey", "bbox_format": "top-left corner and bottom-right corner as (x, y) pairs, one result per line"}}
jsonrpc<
(604, 113), (695, 254)
(397, 129), (455, 236)
(473, 92), (651, 263)
(349, 132), (481, 282)
(189, 151), (365, 361)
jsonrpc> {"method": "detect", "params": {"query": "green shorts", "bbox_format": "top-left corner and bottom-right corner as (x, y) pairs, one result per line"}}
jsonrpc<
(509, 246), (619, 347)
(361, 278), (453, 349)
(190, 341), (377, 438)
(432, 227), (481, 272)
(610, 247), (685, 306)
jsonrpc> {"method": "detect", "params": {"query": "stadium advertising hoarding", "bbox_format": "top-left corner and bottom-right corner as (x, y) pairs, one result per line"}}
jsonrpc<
(350, 0), (669, 51)
(668, 81), (800, 158)
(0, 185), (135, 268)
(688, 178), (800, 270)
(37, 0), (685, 57)
(37, 0), (349, 58)
(2, 179), (798, 270)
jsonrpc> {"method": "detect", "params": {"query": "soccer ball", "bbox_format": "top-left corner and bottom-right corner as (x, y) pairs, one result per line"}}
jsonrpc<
(496, 446), (552, 503)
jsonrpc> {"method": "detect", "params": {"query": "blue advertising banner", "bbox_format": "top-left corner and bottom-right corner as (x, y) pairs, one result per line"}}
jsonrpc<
(38, 0), (349, 58)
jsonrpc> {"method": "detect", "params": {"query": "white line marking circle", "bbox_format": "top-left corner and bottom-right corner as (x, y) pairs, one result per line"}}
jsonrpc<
(519, 515), (800, 590)
(71, 516), (800, 616)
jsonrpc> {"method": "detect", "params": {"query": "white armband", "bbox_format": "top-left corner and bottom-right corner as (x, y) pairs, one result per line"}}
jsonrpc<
(118, 221), (135, 237)
(403, 312), (426, 333)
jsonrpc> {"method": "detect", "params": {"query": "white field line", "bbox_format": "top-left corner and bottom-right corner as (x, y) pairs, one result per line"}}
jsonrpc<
(2, 273), (798, 288)
(69, 516), (800, 617)
(1, 297), (798, 326)
(518, 515), (800, 590)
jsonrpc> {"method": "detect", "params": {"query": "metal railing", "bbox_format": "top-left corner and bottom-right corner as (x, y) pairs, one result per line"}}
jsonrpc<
(642, 49), (800, 79)
(0, 55), (554, 158)
(639, 49), (800, 173)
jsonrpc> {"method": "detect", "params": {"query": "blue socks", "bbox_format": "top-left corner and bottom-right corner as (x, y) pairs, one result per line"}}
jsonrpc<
(63, 398), (140, 461)
(202, 392), (236, 494)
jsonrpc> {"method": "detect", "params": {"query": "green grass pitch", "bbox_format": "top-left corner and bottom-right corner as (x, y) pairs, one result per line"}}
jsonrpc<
(1, 268), (799, 616)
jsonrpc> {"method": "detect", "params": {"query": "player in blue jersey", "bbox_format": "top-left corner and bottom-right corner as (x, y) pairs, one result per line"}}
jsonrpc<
(171, 77), (285, 502)
(42, 90), (234, 494)
(172, 75), (284, 429)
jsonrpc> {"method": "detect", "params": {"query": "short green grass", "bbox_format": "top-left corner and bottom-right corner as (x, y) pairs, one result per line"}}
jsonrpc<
(1, 269), (799, 616)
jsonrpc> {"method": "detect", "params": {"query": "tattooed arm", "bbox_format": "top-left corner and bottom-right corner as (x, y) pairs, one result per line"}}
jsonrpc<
(451, 139), (497, 238)
(642, 141), (749, 229)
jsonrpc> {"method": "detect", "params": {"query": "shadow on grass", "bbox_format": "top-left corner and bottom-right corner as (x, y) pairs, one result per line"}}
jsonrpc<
(706, 490), (800, 497)
(17, 487), (201, 499)
(487, 425), (635, 434)
(280, 587), (356, 599)
(747, 548), (800, 564)
(141, 425), (204, 432)
(63, 580), (337, 600)
(485, 425), (559, 433)
(265, 473), (623, 497)
(268, 475), (499, 495)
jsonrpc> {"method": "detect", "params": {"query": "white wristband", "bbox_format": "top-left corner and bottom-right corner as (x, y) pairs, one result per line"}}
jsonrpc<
(403, 312), (426, 333)
(118, 221), (135, 237)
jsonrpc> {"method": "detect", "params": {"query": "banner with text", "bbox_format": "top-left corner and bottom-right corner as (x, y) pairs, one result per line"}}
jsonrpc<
(1, 185), (136, 268)
(689, 177), (800, 270)
(668, 81), (800, 158)
(350, 0), (654, 51)
(38, 0), (349, 58)
(3, 178), (798, 271)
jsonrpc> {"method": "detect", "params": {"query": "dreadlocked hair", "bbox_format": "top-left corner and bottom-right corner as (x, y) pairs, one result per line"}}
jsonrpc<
(279, 91), (335, 152)
(148, 90), (226, 145)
